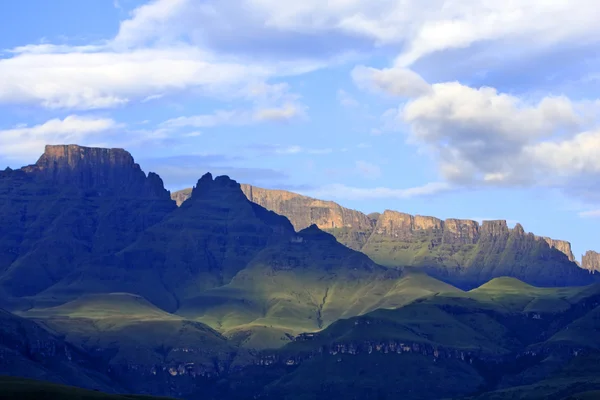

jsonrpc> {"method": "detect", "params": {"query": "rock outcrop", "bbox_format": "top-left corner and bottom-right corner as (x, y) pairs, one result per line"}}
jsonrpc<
(171, 187), (192, 206)
(172, 184), (376, 249)
(240, 184), (375, 232)
(172, 185), (589, 288)
(538, 237), (576, 262)
(582, 251), (600, 273)
(22, 144), (170, 198)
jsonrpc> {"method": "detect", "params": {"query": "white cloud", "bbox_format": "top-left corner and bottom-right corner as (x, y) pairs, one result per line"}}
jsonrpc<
(525, 129), (600, 176)
(3, 0), (598, 112)
(0, 115), (118, 159)
(141, 93), (165, 103)
(305, 181), (451, 200)
(355, 160), (381, 179)
(254, 103), (305, 121)
(579, 209), (600, 218)
(337, 89), (359, 107)
(352, 66), (431, 97)
(0, 47), (273, 109)
(140, 0), (599, 67)
(353, 65), (600, 190)
(403, 81), (584, 183)
(250, 144), (333, 155)
(161, 110), (252, 128)
(161, 103), (304, 129)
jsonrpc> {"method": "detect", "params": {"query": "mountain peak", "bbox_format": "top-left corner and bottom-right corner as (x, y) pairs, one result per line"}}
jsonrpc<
(20, 144), (170, 198)
(191, 173), (243, 199)
(298, 224), (337, 242)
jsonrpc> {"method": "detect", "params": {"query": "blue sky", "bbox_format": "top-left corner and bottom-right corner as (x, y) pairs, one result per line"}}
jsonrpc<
(1, 0), (600, 260)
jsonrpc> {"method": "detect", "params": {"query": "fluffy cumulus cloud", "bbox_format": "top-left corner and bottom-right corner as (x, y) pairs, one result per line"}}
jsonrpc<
(353, 64), (600, 198)
(352, 66), (431, 97)
(0, 47), (281, 110)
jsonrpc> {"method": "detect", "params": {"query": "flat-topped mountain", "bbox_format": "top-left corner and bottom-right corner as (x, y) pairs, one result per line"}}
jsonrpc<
(172, 184), (589, 288)
(23, 144), (169, 197)
(0, 145), (176, 299)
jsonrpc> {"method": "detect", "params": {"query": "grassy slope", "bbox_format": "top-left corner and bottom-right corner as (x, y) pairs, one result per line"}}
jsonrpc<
(255, 280), (600, 400)
(177, 225), (462, 349)
(467, 277), (584, 313)
(0, 376), (175, 400)
(11, 275), (600, 400)
(21, 293), (236, 368)
(358, 228), (594, 289)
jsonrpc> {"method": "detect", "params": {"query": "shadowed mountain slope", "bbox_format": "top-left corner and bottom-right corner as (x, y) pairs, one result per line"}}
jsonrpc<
(0, 145), (176, 301)
(172, 185), (594, 289)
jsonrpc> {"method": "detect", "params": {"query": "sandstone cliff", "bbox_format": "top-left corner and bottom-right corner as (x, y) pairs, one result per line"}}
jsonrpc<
(22, 144), (170, 198)
(582, 250), (600, 273)
(172, 184), (376, 249)
(172, 186), (576, 261)
(171, 184), (588, 288)
(172, 187), (192, 206)
(538, 237), (576, 262)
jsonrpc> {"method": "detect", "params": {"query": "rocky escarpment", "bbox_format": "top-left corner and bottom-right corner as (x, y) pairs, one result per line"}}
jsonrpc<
(582, 251), (600, 273)
(364, 211), (590, 288)
(22, 144), (170, 198)
(173, 184), (376, 250)
(172, 186), (576, 259)
(171, 185), (588, 288)
(368, 211), (574, 255)
(0, 145), (176, 300)
(539, 237), (576, 262)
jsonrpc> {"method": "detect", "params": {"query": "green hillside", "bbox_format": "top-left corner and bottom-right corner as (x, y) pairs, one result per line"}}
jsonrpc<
(0, 376), (175, 400)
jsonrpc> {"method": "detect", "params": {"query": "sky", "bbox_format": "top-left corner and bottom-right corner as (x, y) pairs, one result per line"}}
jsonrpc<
(1, 0), (600, 260)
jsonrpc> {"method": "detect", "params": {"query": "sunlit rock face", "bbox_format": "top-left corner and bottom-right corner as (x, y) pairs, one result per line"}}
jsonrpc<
(582, 250), (600, 273)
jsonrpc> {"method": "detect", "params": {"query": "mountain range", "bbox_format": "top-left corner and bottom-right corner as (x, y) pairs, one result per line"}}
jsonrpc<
(1, 144), (600, 400)
(172, 185), (597, 288)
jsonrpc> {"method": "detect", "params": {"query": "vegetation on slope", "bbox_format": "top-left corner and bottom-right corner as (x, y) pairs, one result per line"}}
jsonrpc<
(0, 376), (175, 400)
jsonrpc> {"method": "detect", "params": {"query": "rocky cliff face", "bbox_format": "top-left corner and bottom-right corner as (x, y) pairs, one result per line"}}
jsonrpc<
(171, 188), (192, 206)
(240, 184), (375, 232)
(0, 145), (176, 299)
(582, 251), (600, 273)
(539, 237), (576, 262)
(22, 144), (170, 198)
(172, 184), (376, 249)
(172, 185), (589, 288)
(172, 186), (577, 262)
